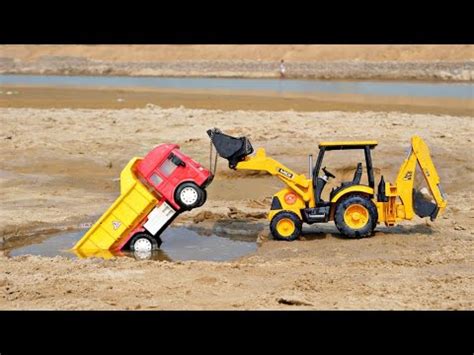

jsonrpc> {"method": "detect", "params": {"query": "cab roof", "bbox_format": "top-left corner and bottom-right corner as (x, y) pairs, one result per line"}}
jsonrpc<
(318, 141), (378, 150)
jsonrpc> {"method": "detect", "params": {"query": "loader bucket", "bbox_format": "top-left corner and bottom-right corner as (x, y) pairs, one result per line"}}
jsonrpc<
(207, 128), (254, 169)
(413, 188), (439, 221)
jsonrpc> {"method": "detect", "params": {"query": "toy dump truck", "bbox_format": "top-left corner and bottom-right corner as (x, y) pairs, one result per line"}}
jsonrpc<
(73, 144), (213, 257)
(208, 128), (447, 241)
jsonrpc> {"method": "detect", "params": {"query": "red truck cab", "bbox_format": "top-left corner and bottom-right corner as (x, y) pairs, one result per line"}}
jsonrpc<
(135, 143), (213, 210)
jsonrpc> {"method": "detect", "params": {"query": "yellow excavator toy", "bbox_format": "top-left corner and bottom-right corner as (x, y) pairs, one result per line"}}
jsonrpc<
(207, 128), (447, 240)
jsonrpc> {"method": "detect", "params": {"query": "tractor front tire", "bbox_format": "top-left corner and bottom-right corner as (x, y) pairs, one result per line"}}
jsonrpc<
(334, 194), (378, 238)
(270, 211), (302, 241)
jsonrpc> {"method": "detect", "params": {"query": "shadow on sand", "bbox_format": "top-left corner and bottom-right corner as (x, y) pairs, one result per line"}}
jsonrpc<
(300, 222), (434, 241)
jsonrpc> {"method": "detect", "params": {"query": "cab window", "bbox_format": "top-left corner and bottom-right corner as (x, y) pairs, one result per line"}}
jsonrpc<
(160, 157), (178, 176)
(150, 173), (163, 186)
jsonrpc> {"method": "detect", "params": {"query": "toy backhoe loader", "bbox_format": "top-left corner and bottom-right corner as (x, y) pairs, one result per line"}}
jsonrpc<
(207, 128), (447, 240)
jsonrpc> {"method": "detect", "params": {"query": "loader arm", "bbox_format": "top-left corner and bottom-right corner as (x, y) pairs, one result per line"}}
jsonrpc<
(236, 148), (312, 202)
(395, 136), (447, 221)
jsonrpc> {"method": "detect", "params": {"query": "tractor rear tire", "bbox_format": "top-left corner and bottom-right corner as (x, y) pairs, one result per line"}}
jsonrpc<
(334, 194), (378, 238)
(270, 211), (302, 241)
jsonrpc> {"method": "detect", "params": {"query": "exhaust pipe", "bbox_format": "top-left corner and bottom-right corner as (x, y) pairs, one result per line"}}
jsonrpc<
(308, 154), (313, 178)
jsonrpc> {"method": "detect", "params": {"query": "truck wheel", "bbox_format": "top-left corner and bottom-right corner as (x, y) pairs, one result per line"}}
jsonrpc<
(270, 211), (302, 241)
(197, 189), (207, 207)
(334, 194), (378, 238)
(175, 182), (204, 210)
(133, 250), (154, 261)
(130, 232), (158, 252)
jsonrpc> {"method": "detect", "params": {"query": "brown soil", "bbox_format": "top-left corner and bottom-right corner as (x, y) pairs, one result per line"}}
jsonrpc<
(1, 86), (472, 116)
(2, 45), (473, 62)
(1, 45), (473, 81)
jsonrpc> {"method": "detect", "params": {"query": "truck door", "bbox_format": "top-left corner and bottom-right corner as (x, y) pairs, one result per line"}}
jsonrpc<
(154, 153), (186, 203)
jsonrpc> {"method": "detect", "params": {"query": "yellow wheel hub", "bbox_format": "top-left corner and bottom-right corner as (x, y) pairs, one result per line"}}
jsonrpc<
(343, 204), (369, 229)
(276, 218), (295, 238)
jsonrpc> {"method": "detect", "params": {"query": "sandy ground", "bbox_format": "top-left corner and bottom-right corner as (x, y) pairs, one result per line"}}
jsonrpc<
(0, 92), (473, 309)
(1, 86), (473, 116)
(3, 45), (473, 62)
(1, 45), (473, 80)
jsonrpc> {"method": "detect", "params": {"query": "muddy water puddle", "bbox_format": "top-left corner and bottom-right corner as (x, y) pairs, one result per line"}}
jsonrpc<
(7, 226), (257, 262)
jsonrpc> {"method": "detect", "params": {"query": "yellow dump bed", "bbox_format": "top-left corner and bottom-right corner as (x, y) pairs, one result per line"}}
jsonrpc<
(73, 157), (158, 253)
(72, 248), (117, 260)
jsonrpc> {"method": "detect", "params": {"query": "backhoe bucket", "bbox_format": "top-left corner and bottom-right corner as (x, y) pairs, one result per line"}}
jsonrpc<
(207, 128), (254, 169)
(413, 188), (439, 221)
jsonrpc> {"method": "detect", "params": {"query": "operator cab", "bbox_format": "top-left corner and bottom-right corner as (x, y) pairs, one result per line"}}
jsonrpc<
(312, 141), (378, 206)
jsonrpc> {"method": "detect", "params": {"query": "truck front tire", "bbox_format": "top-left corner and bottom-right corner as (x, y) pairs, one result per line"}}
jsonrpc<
(197, 189), (207, 207)
(175, 182), (204, 210)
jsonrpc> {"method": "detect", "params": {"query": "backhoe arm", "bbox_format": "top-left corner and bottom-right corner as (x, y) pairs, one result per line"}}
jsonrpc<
(395, 136), (447, 220)
(412, 136), (447, 214)
(236, 148), (311, 202)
